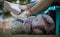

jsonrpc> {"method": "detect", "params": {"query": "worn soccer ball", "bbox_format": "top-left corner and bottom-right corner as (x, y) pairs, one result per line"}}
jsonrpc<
(24, 14), (55, 34)
(32, 14), (55, 34)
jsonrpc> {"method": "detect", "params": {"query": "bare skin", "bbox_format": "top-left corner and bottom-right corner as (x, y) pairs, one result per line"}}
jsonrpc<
(20, 0), (60, 16)
(20, 5), (28, 11)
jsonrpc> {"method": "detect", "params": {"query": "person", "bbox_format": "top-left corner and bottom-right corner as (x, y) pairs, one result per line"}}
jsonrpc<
(4, 0), (38, 20)
(4, 0), (56, 34)
(4, 0), (60, 20)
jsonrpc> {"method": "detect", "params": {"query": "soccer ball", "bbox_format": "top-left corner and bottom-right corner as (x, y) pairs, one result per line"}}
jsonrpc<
(24, 14), (55, 34)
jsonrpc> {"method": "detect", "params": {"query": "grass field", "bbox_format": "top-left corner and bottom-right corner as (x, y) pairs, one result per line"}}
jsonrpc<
(12, 35), (56, 37)
(0, 33), (59, 37)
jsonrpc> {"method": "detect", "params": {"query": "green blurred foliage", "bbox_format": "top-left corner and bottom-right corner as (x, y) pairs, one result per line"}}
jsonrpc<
(11, 0), (30, 4)
(4, 11), (12, 18)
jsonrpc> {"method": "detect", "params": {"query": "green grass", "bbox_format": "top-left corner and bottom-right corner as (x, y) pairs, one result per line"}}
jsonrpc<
(12, 35), (56, 37)
(0, 33), (57, 37)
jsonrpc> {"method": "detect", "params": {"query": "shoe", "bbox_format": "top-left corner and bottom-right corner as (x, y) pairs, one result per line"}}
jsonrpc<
(4, 1), (21, 15)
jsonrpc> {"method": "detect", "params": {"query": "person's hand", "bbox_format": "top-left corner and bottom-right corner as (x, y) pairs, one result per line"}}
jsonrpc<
(17, 10), (31, 20)
(20, 5), (28, 10)
(10, 10), (31, 20)
(21, 10), (31, 16)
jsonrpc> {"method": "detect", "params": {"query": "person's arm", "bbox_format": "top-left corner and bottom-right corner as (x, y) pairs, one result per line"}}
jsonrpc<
(26, 4), (35, 9)
(19, 1), (37, 11)
(26, 1), (37, 9)
(29, 0), (54, 15)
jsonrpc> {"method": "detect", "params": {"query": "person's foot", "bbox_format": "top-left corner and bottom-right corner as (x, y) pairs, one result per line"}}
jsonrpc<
(4, 1), (21, 15)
